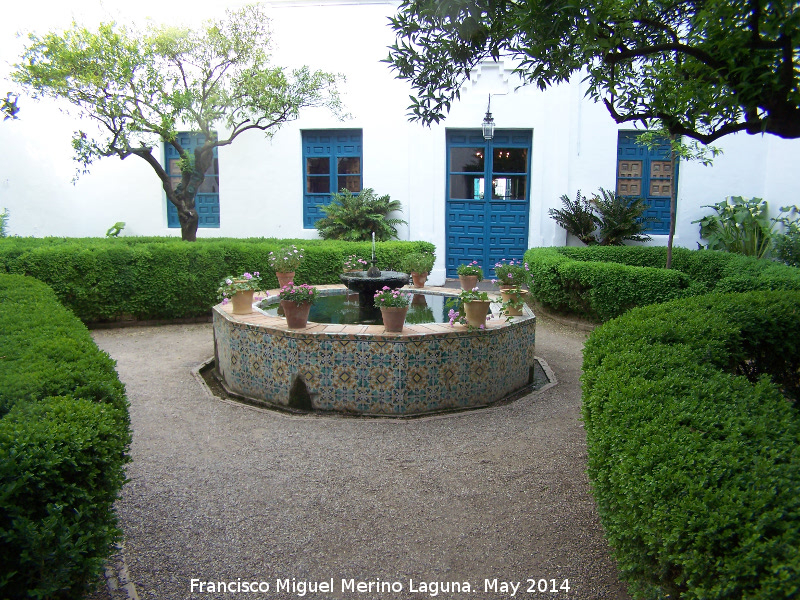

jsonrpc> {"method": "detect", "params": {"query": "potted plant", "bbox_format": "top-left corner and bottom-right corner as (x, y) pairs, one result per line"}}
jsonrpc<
(269, 245), (304, 288)
(373, 286), (412, 332)
(493, 259), (530, 316)
(343, 254), (368, 272)
(457, 261), (483, 291)
(450, 287), (493, 328)
(403, 252), (436, 287)
(218, 271), (263, 315)
(278, 282), (317, 329)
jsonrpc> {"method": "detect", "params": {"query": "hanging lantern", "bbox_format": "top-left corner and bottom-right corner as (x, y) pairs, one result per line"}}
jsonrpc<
(482, 95), (495, 140)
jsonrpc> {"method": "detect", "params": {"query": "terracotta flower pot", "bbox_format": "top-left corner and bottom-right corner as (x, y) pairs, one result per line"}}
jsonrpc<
(459, 274), (479, 291)
(380, 306), (408, 332)
(281, 299), (311, 329)
(231, 290), (255, 314)
(463, 300), (491, 327)
(411, 272), (428, 287)
(276, 271), (295, 288)
(500, 289), (527, 316)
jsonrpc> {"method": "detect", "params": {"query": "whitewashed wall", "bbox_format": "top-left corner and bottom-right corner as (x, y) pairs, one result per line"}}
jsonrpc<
(1, 0), (798, 284)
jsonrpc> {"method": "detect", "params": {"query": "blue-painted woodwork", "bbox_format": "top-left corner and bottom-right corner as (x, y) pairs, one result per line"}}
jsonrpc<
(302, 130), (363, 228)
(446, 130), (532, 278)
(616, 131), (679, 234)
(164, 132), (220, 228)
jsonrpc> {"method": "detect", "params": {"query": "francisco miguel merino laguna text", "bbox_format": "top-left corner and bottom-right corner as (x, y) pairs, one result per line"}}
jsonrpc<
(189, 577), (475, 596)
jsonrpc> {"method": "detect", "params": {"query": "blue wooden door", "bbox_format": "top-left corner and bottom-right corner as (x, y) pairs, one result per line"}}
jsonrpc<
(165, 132), (220, 228)
(446, 130), (531, 278)
(616, 132), (677, 234)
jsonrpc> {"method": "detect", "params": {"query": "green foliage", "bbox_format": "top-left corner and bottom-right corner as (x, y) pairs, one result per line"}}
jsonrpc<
(582, 292), (800, 599)
(278, 282), (317, 304)
(492, 258), (528, 287)
(1, 92), (19, 120)
(268, 244), (304, 271)
(12, 6), (344, 240)
(387, 0), (800, 143)
(592, 188), (654, 245)
(456, 260), (483, 280)
(0, 275), (130, 599)
(0, 208), (8, 238)
(693, 197), (800, 258)
(0, 238), (435, 322)
(549, 188), (654, 246)
(105, 222), (125, 238)
(524, 246), (800, 322)
(315, 189), (407, 241)
(548, 191), (600, 245)
(774, 221), (800, 267)
(402, 251), (435, 274)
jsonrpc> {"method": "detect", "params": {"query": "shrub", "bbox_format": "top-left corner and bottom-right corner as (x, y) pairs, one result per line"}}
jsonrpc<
(314, 188), (407, 241)
(402, 251), (435, 274)
(774, 221), (800, 267)
(0, 238), (434, 322)
(548, 191), (599, 245)
(524, 246), (800, 321)
(0, 275), (130, 599)
(548, 188), (654, 245)
(692, 196), (800, 259)
(582, 292), (800, 599)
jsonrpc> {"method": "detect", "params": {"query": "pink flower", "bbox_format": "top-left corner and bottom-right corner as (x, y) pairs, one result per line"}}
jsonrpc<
(222, 298), (229, 305)
(243, 272), (252, 279)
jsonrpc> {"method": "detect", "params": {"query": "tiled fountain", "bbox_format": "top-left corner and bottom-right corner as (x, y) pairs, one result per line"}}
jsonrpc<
(212, 284), (536, 416)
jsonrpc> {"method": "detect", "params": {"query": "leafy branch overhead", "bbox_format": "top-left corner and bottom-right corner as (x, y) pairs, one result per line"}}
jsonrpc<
(12, 5), (346, 240)
(386, 0), (800, 143)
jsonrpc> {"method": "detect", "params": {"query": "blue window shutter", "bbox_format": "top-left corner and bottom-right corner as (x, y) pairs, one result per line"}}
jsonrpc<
(302, 129), (362, 229)
(616, 131), (677, 234)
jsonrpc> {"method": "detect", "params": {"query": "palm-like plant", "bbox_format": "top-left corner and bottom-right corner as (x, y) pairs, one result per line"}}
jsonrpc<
(592, 188), (654, 245)
(548, 191), (600, 245)
(315, 188), (407, 241)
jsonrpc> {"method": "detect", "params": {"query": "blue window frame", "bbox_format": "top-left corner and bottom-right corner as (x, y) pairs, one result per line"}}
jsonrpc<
(164, 132), (220, 228)
(616, 131), (677, 234)
(302, 129), (362, 228)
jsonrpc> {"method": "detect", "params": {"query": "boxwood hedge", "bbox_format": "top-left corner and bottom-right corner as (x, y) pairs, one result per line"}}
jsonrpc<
(582, 291), (800, 599)
(523, 246), (800, 321)
(0, 275), (130, 599)
(0, 238), (435, 322)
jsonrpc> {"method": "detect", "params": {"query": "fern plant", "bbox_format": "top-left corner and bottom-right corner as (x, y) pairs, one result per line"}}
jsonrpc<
(548, 191), (600, 245)
(592, 188), (655, 245)
(315, 188), (407, 241)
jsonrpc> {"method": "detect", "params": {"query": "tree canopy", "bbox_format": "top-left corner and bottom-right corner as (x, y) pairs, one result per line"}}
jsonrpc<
(13, 5), (344, 240)
(387, 0), (800, 143)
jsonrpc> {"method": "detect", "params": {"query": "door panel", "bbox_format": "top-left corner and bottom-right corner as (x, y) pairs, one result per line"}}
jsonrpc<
(446, 130), (531, 278)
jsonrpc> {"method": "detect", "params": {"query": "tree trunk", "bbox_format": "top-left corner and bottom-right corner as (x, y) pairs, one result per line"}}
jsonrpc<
(666, 137), (678, 269)
(170, 147), (215, 241)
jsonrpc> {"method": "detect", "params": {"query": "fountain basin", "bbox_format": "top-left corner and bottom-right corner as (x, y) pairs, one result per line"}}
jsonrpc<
(339, 270), (410, 306)
(213, 285), (536, 415)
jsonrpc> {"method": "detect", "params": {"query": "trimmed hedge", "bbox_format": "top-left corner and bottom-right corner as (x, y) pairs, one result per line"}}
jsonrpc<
(0, 238), (435, 322)
(524, 246), (800, 321)
(582, 292), (800, 599)
(0, 275), (130, 599)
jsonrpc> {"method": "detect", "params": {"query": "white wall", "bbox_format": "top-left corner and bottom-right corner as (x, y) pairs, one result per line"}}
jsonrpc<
(1, 0), (798, 282)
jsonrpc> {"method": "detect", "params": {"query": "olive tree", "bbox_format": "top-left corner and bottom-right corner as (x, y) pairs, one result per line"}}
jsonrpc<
(13, 5), (344, 240)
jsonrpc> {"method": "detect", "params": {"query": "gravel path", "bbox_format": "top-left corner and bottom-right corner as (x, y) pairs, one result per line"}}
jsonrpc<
(90, 316), (631, 600)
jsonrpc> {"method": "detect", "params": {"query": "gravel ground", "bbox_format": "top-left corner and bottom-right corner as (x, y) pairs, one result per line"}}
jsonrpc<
(89, 315), (631, 600)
